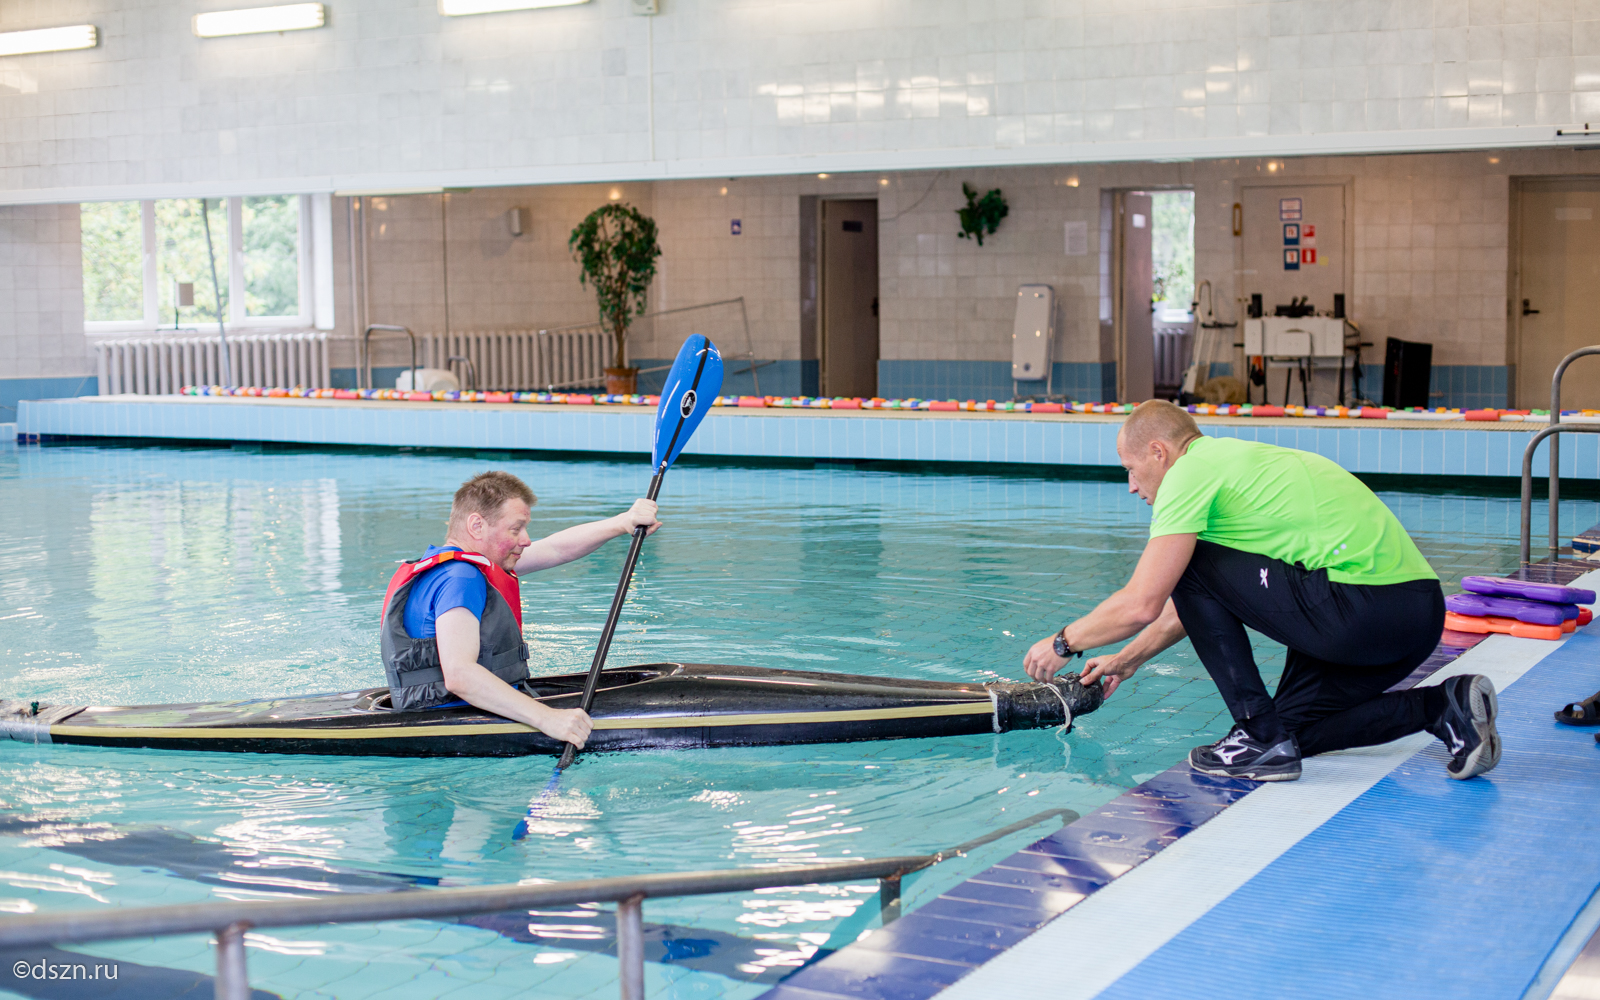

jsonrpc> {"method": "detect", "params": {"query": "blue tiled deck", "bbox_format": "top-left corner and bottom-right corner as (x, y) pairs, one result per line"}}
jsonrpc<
(16, 395), (1600, 480)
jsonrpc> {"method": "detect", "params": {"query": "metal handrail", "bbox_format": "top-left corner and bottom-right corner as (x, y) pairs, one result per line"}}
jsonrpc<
(446, 354), (477, 391)
(361, 324), (417, 391)
(0, 807), (1076, 1000)
(537, 296), (765, 395)
(1521, 423), (1600, 566)
(1544, 346), (1600, 560)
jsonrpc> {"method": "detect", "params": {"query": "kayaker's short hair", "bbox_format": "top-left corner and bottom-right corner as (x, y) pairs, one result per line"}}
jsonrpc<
(450, 471), (536, 528)
(1120, 400), (1202, 453)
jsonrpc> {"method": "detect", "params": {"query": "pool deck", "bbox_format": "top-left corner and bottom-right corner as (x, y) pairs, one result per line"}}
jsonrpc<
(15, 393), (1600, 480)
(760, 557), (1600, 1000)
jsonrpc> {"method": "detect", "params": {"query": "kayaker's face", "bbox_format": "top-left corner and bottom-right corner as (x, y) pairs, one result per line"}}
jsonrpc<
(477, 499), (532, 571)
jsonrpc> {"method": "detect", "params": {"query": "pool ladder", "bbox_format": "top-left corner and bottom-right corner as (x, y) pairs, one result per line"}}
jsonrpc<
(0, 807), (1076, 1000)
(1521, 345), (1600, 566)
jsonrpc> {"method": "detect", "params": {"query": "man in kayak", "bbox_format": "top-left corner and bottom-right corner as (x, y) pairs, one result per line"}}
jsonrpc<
(380, 470), (660, 748)
(1022, 400), (1498, 782)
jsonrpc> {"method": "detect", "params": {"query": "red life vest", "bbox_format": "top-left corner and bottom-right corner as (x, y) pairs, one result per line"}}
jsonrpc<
(379, 548), (529, 712)
(380, 549), (523, 630)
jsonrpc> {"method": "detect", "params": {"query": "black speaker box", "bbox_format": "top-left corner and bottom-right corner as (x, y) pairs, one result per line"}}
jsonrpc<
(1382, 337), (1432, 409)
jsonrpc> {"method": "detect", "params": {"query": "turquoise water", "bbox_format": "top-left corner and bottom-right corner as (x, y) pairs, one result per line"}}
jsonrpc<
(0, 442), (1593, 999)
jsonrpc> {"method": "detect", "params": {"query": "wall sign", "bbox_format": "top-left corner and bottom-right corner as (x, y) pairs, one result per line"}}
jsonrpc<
(730, 219), (742, 235)
(1279, 197), (1302, 221)
(1283, 223), (1299, 244)
(1283, 248), (1300, 271)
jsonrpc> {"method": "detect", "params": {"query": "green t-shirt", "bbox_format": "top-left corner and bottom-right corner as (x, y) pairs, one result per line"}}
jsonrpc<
(1148, 436), (1437, 586)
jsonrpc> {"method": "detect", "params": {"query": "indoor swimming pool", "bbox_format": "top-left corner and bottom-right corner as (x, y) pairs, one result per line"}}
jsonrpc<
(0, 443), (1594, 1000)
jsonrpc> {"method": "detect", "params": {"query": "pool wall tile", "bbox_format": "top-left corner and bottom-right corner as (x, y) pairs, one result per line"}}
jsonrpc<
(18, 399), (1600, 482)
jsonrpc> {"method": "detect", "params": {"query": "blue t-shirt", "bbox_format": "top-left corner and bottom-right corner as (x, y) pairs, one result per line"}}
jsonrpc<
(402, 545), (488, 639)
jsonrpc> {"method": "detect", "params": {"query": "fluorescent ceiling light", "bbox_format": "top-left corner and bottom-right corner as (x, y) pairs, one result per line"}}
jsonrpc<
(333, 187), (446, 196)
(0, 25), (97, 57)
(439, 0), (589, 15)
(193, 4), (326, 38)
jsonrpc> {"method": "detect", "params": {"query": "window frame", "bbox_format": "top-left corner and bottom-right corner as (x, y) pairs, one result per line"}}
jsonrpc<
(83, 195), (314, 334)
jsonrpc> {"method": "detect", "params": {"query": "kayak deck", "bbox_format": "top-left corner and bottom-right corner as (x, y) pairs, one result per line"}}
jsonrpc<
(0, 662), (1103, 758)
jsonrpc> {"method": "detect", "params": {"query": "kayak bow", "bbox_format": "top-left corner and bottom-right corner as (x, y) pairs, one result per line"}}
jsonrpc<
(0, 663), (1103, 758)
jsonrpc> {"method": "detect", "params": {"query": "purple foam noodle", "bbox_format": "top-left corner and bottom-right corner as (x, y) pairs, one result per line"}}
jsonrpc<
(1446, 592), (1575, 626)
(1460, 575), (1596, 606)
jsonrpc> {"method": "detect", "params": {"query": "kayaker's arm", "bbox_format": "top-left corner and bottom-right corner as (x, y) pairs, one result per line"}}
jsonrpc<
(434, 607), (593, 746)
(1023, 532), (1196, 681)
(515, 498), (661, 574)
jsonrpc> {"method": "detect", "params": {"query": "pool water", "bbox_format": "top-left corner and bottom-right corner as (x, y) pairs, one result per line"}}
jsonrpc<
(0, 443), (1592, 999)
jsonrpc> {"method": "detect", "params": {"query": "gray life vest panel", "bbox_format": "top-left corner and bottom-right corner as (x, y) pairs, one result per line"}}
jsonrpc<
(379, 553), (530, 712)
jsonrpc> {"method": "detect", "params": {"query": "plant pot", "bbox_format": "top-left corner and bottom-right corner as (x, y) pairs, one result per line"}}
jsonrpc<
(605, 367), (639, 395)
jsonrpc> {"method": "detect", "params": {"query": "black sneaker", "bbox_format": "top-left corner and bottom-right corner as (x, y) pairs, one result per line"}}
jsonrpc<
(1189, 725), (1302, 781)
(1427, 674), (1500, 780)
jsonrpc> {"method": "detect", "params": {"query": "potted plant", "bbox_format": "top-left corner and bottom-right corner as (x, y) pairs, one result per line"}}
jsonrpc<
(569, 203), (662, 395)
(955, 183), (1008, 245)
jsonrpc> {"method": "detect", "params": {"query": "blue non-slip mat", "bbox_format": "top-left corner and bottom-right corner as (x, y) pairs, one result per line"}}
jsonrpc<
(1096, 626), (1600, 1000)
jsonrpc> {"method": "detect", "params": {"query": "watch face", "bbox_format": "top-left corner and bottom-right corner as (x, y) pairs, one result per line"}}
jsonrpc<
(1053, 635), (1069, 658)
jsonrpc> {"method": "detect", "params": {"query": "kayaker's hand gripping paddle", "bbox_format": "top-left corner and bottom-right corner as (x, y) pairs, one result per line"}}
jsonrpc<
(556, 335), (724, 770)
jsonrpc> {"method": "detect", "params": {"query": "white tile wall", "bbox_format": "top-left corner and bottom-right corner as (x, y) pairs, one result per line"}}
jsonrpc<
(3, 0), (1600, 203)
(0, 203), (88, 378)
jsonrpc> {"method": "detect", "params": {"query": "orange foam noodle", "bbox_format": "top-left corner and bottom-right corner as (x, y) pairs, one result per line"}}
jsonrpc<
(832, 398), (861, 409)
(485, 391), (512, 403)
(1032, 402), (1065, 413)
(1251, 405), (1285, 417)
(404, 391), (432, 401)
(737, 396), (766, 408)
(1464, 409), (1500, 421)
(1359, 407), (1390, 419)
(929, 401), (959, 411)
(1444, 611), (1563, 641)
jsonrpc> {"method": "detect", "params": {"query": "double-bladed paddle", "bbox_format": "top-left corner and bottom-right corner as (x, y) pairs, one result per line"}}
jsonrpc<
(513, 336), (723, 839)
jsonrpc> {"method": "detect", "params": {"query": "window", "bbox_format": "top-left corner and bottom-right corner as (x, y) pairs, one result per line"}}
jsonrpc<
(82, 195), (310, 332)
(80, 201), (143, 322)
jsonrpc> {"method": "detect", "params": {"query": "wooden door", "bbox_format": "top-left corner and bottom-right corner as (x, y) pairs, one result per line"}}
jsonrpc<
(1516, 179), (1600, 410)
(821, 200), (879, 398)
(1119, 192), (1154, 402)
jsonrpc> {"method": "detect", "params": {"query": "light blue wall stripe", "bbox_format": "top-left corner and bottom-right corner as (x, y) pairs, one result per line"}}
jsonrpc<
(16, 398), (1600, 479)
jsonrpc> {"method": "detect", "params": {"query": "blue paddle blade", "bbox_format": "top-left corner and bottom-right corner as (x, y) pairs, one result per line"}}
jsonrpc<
(651, 335), (724, 471)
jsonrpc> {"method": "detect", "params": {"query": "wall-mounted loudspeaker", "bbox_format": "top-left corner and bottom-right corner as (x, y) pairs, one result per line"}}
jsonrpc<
(507, 207), (531, 238)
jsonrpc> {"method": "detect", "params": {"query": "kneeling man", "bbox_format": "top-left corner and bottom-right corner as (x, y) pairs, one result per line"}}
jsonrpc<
(381, 470), (660, 749)
(1023, 401), (1499, 782)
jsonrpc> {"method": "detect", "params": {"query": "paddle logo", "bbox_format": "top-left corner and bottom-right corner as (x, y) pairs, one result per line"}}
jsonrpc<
(681, 390), (696, 419)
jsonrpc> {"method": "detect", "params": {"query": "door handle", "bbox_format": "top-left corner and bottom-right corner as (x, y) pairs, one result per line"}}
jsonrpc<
(1522, 299), (1540, 316)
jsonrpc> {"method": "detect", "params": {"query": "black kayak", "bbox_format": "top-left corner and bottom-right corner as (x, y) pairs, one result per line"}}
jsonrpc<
(0, 662), (1103, 758)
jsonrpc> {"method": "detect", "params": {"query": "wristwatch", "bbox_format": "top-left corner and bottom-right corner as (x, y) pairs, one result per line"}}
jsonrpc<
(1053, 627), (1081, 660)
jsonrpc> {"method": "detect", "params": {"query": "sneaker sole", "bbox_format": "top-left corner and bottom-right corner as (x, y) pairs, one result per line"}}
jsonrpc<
(1448, 675), (1501, 780)
(1188, 758), (1302, 782)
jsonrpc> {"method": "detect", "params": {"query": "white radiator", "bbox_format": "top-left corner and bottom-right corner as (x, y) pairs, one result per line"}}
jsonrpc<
(1153, 326), (1194, 391)
(94, 332), (332, 395)
(408, 328), (613, 391)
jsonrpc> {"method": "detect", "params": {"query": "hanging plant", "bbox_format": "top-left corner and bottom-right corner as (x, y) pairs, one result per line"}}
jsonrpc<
(568, 203), (662, 374)
(956, 183), (1009, 245)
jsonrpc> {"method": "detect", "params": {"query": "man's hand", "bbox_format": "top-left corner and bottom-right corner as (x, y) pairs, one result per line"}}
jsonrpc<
(539, 707), (593, 748)
(622, 498), (661, 537)
(1081, 655), (1139, 698)
(1023, 633), (1069, 682)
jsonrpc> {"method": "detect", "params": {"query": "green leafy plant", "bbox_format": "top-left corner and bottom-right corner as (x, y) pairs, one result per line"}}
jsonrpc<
(568, 203), (662, 370)
(956, 183), (1009, 245)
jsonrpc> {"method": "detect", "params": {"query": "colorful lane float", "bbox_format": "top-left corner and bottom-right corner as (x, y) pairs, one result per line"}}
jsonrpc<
(1444, 575), (1595, 641)
(175, 387), (1600, 423)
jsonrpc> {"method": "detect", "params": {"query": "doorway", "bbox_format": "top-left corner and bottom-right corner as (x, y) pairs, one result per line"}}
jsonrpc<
(1514, 178), (1600, 410)
(1114, 191), (1155, 402)
(820, 199), (879, 398)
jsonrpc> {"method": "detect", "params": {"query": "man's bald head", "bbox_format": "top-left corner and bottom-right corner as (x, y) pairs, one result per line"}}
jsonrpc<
(1119, 399), (1202, 453)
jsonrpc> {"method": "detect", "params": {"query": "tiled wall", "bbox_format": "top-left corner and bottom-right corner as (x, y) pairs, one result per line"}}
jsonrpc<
(6, 1), (1600, 201)
(10, 151), (1598, 407)
(0, 204), (90, 415)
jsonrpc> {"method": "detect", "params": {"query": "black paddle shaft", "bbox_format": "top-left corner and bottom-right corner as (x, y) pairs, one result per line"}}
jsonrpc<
(557, 466), (666, 769)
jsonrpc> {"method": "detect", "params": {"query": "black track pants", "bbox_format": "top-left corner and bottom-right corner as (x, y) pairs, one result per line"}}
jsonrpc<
(1170, 540), (1446, 757)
